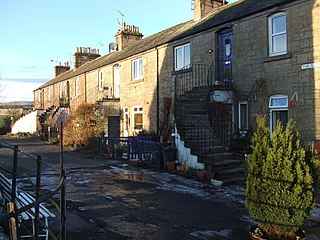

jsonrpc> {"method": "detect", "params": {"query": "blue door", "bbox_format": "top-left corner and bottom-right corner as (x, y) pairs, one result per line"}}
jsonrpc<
(217, 29), (233, 84)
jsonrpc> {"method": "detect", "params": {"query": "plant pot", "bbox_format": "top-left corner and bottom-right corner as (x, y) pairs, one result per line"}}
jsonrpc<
(196, 170), (206, 180)
(162, 146), (177, 162)
(249, 226), (306, 240)
(206, 171), (215, 180)
(166, 161), (176, 172)
(179, 164), (186, 174)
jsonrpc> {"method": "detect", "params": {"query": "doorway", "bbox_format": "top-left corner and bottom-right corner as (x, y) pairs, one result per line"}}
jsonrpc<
(113, 64), (120, 98)
(216, 28), (233, 84)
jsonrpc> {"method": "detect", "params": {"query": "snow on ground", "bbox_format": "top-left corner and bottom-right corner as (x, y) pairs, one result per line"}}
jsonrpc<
(309, 204), (320, 222)
(190, 229), (233, 239)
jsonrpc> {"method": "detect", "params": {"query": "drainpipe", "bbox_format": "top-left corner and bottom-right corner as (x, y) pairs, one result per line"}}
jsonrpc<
(84, 73), (87, 103)
(156, 47), (160, 137)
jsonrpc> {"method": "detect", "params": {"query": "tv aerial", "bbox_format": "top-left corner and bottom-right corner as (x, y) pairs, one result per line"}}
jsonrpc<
(117, 10), (125, 26)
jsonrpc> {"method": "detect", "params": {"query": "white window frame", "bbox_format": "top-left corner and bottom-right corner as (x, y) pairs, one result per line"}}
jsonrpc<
(98, 70), (104, 91)
(47, 86), (51, 101)
(269, 95), (288, 109)
(132, 106), (143, 132)
(75, 77), (79, 97)
(59, 83), (63, 99)
(38, 90), (41, 103)
(132, 58), (143, 80)
(268, 12), (287, 56)
(238, 101), (248, 132)
(174, 43), (191, 71)
(269, 95), (288, 134)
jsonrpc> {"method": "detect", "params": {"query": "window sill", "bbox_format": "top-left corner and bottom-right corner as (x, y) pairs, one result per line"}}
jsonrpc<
(131, 78), (144, 83)
(172, 67), (192, 76)
(263, 52), (292, 63)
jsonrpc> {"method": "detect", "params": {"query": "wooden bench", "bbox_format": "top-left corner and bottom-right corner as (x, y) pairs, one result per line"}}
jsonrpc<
(0, 173), (55, 240)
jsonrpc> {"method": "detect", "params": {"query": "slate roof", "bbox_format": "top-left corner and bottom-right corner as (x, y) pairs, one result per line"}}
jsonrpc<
(38, 0), (296, 89)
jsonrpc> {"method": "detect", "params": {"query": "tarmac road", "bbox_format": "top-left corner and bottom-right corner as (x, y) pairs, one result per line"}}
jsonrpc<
(0, 135), (319, 240)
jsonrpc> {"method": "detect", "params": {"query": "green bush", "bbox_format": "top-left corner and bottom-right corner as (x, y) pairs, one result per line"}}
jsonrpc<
(245, 115), (317, 238)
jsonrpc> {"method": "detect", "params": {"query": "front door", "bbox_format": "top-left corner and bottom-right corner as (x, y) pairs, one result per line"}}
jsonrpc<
(217, 28), (233, 84)
(113, 64), (120, 98)
(108, 116), (120, 138)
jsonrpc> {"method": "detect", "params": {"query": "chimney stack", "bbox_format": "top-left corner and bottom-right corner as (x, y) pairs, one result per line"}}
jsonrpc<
(115, 22), (143, 51)
(73, 47), (101, 69)
(194, 0), (227, 21)
(54, 62), (70, 77)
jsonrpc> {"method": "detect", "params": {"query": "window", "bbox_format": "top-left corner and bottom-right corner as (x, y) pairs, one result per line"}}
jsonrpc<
(59, 83), (63, 99)
(239, 102), (248, 132)
(269, 12), (287, 56)
(38, 90), (41, 103)
(174, 43), (190, 71)
(75, 77), (79, 97)
(269, 95), (288, 133)
(133, 107), (143, 131)
(98, 71), (104, 90)
(47, 86), (51, 101)
(123, 107), (129, 137)
(269, 95), (288, 108)
(132, 58), (143, 80)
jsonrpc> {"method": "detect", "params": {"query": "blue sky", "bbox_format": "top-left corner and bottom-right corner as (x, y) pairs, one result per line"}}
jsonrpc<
(0, 0), (235, 102)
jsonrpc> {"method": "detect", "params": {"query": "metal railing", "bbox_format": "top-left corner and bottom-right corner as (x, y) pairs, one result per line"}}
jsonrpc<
(0, 143), (67, 240)
(98, 136), (164, 168)
(175, 103), (216, 164)
(174, 61), (234, 165)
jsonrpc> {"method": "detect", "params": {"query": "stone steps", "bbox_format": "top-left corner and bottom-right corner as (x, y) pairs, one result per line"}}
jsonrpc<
(176, 86), (244, 185)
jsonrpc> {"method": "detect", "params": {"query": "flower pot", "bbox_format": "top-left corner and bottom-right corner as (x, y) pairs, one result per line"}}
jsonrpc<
(162, 146), (177, 162)
(249, 226), (306, 240)
(196, 170), (206, 180)
(166, 161), (176, 172)
(206, 171), (215, 180)
(179, 164), (186, 174)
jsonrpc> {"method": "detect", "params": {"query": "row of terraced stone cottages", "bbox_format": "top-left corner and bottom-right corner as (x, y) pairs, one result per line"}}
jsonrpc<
(29, 0), (320, 182)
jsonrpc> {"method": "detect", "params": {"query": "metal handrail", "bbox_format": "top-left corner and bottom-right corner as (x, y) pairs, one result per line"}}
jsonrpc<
(174, 60), (235, 165)
(0, 143), (67, 240)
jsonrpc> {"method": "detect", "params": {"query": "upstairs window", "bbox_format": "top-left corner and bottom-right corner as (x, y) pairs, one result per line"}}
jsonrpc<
(132, 58), (143, 80)
(269, 12), (287, 56)
(174, 43), (190, 71)
(59, 83), (63, 99)
(98, 71), (104, 90)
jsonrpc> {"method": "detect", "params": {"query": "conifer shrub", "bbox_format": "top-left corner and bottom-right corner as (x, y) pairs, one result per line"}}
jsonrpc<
(245, 115), (318, 239)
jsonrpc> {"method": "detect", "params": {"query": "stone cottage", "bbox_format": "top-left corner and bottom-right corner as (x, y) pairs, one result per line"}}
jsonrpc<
(30, 0), (320, 178)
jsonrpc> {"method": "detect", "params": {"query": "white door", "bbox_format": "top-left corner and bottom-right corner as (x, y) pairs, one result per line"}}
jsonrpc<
(113, 64), (120, 98)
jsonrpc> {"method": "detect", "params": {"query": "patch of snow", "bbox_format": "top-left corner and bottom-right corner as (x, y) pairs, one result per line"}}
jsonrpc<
(210, 185), (245, 205)
(307, 236), (320, 240)
(239, 215), (256, 225)
(78, 206), (87, 211)
(190, 229), (232, 239)
(75, 179), (96, 185)
(309, 205), (320, 222)
(152, 172), (210, 198)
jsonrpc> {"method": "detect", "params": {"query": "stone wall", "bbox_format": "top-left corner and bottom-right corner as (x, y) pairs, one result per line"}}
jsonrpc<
(233, 0), (320, 139)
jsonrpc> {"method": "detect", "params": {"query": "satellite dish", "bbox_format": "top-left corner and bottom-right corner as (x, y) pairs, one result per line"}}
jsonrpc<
(109, 43), (118, 53)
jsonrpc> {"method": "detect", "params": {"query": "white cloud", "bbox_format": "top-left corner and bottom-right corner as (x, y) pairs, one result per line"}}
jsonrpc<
(0, 79), (45, 102)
